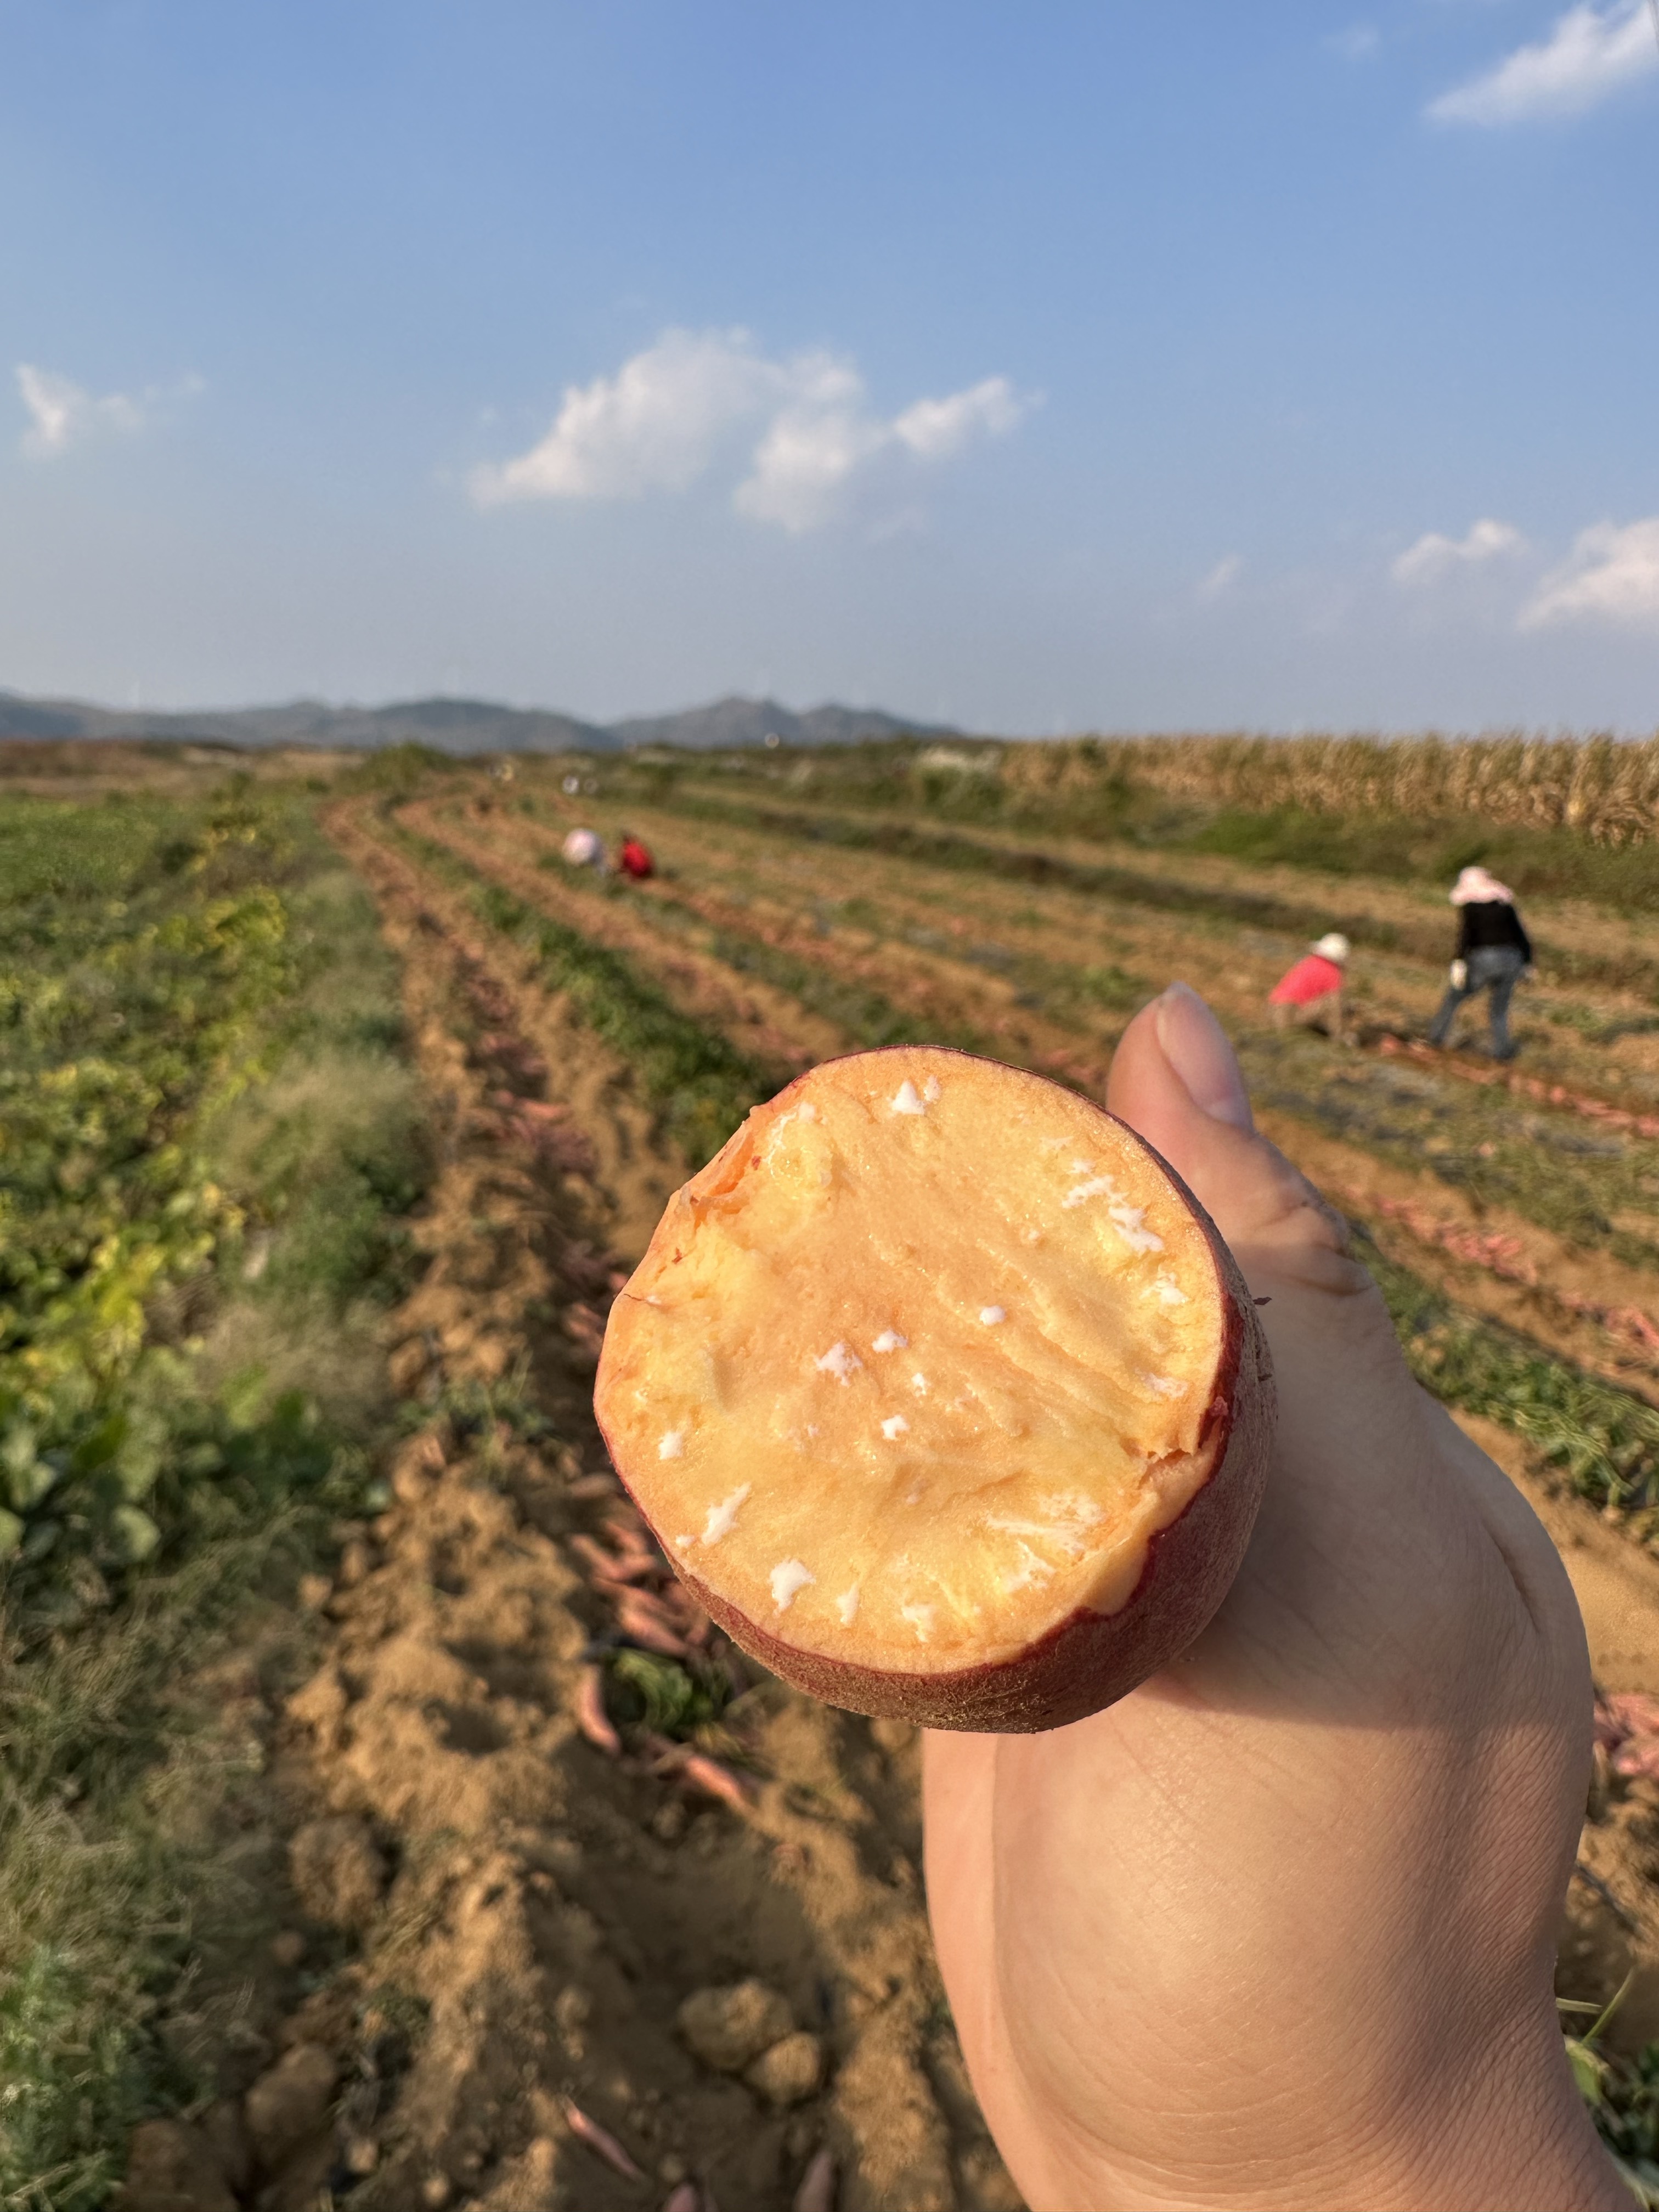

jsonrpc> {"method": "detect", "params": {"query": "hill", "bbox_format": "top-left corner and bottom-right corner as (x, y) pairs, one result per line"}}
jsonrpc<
(0, 688), (957, 755)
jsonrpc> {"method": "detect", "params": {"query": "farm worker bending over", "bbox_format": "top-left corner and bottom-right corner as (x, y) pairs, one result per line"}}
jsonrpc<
(561, 826), (604, 870)
(617, 833), (655, 882)
(1267, 931), (1350, 1042)
(1427, 864), (1533, 1062)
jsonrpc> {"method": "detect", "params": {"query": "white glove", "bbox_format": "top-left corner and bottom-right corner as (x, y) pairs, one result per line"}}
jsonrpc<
(1449, 960), (1468, 989)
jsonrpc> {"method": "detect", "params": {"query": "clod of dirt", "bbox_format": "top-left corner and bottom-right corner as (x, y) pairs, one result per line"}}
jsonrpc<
(118, 2119), (237, 2212)
(242, 2041), (338, 2172)
(746, 2030), (824, 2106)
(676, 1979), (794, 2072)
(288, 1812), (388, 1930)
(196, 2102), (252, 2197)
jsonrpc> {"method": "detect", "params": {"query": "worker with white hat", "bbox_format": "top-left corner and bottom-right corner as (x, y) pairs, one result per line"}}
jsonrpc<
(1427, 867), (1533, 1060)
(1268, 931), (1352, 1044)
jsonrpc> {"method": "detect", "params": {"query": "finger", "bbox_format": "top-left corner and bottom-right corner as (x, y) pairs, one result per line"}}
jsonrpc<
(1108, 985), (1357, 1285)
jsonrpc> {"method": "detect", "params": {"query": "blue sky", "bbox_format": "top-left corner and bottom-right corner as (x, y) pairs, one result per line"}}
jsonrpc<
(3, 1), (1657, 732)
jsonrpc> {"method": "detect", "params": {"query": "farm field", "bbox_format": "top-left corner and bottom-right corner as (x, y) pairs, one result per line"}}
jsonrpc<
(15, 734), (1659, 2208)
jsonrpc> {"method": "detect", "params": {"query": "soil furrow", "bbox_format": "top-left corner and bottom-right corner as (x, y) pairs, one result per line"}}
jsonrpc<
(148, 797), (1023, 2212)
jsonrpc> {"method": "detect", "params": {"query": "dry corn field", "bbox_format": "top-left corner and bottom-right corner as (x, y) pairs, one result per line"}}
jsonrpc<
(15, 736), (1659, 2210)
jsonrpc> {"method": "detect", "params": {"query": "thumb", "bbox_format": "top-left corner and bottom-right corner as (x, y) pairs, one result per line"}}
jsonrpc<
(1108, 984), (1359, 1292)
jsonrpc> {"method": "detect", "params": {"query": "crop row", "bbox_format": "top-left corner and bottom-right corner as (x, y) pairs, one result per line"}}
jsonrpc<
(497, 793), (1659, 1287)
(608, 781), (1659, 1016)
(387, 817), (775, 1163)
(390, 805), (1659, 1528)
(445, 797), (1659, 1368)
(1, 787), (435, 2207)
(1, 795), (310, 1581)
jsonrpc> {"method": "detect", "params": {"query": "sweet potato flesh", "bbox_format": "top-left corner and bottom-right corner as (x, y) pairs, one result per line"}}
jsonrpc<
(597, 1049), (1228, 1675)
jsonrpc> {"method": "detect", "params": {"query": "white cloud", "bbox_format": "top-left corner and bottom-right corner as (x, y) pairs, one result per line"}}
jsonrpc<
(1520, 517), (1659, 629)
(469, 328), (774, 504)
(18, 364), (144, 456)
(471, 330), (1033, 529)
(1392, 517), (1528, 584)
(1427, 1), (1657, 125)
(891, 376), (1025, 459)
(16, 364), (204, 459)
(1198, 554), (1244, 601)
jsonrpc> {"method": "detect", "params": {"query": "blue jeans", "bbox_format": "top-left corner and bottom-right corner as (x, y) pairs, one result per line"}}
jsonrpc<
(1428, 945), (1526, 1058)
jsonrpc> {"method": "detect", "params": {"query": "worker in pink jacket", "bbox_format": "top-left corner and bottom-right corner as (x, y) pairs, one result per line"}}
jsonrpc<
(1267, 931), (1351, 1043)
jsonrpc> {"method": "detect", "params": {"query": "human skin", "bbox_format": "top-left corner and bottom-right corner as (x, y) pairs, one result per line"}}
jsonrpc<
(923, 983), (1626, 2212)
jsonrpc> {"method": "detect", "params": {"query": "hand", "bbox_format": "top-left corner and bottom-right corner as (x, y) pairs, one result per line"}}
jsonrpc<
(1450, 958), (1469, 989)
(924, 984), (1620, 2212)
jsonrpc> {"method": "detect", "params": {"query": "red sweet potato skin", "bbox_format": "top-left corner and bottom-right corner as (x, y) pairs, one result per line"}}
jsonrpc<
(595, 1048), (1276, 1735)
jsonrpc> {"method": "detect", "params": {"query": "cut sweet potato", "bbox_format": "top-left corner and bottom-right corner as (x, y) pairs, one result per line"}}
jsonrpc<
(595, 1047), (1273, 1731)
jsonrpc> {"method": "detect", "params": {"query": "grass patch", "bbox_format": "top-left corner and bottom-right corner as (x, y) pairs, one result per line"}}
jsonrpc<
(0, 786), (431, 2202)
(1361, 1233), (1659, 1516)
(1245, 1034), (1659, 1274)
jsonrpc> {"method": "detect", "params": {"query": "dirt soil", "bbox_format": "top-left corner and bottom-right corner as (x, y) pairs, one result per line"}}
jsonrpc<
(120, 790), (1659, 2212)
(121, 803), (1021, 2212)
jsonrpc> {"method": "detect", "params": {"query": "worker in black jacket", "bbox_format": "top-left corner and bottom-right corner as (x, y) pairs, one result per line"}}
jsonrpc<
(1426, 865), (1533, 1060)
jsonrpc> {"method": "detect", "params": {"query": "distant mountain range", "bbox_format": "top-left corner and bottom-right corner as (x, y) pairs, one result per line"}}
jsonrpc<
(0, 688), (961, 755)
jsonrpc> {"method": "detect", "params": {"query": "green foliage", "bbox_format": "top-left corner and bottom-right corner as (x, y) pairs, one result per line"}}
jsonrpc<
(0, 1944), (161, 2209)
(338, 743), (460, 797)
(607, 1648), (729, 1738)
(1245, 1036), (1659, 1275)
(0, 788), (430, 2196)
(0, 798), (424, 1602)
(1362, 1236), (1659, 1510)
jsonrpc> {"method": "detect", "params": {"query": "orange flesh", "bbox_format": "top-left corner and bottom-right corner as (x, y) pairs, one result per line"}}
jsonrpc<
(598, 1049), (1228, 1673)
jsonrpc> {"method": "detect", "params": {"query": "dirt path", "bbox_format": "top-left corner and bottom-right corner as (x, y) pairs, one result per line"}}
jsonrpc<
(127, 803), (1019, 2212)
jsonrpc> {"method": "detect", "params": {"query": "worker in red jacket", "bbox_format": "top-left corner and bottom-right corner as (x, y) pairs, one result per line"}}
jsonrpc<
(617, 833), (654, 882)
(1268, 932), (1351, 1043)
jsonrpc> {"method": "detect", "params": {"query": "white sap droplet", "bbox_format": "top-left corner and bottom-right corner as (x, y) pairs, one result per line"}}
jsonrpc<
(1062, 1173), (1118, 1210)
(979, 1305), (1006, 1327)
(771, 1558), (815, 1611)
(701, 1484), (751, 1545)
(911, 1372), (928, 1396)
(922, 1076), (941, 1102)
(890, 1080), (926, 1116)
(986, 1493), (1105, 1560)
(658, 1430), (685, 1460)
(798, 1100), (817, 1120)
(674, 1533), (693, 1549)
(872, 1329), (908, 1353)
(836, 1585), (860, 1625)
(1001, 1541), (1056, 1595)
(815, 1340), (862, 1384)
(1154, 1273), (1188, 1306)
(1109, 1203), (1164, 1255)
(881, 1414), (910, 1440)
(900, 1601), (936, 1643)
(1143, 1373), (1187, 1400)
